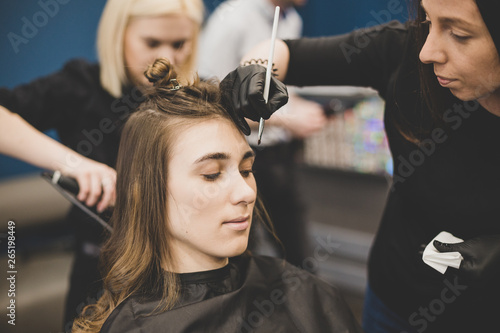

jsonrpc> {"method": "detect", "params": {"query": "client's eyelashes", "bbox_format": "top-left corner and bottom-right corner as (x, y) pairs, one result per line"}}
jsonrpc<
(203, 173), (221, 181)
(240, 170), (254, 178)
(202, 169), (254, 181)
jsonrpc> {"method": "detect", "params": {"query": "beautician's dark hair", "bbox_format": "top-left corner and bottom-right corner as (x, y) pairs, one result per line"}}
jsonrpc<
(72, 58), (277, 332)
(416, 0), (453, 137)
(392, 0), (455, 144)
(395, 0), (499, 143)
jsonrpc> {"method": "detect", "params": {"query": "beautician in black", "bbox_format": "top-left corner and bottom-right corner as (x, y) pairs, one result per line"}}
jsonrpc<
(221, 0), (500, 331)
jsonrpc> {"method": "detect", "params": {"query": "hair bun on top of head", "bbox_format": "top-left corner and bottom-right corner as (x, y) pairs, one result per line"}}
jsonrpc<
(144, 58), (182, 91)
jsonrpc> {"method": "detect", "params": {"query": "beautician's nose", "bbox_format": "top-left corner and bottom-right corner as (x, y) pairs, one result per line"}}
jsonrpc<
(419, 28), (447, 65)
(156, 46), (177, 65)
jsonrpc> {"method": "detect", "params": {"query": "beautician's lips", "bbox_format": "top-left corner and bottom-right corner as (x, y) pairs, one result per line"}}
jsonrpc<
(223, 216), (250, 230)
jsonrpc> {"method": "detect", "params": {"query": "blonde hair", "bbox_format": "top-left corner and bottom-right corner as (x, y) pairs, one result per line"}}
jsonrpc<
(97, 0), (204, 97)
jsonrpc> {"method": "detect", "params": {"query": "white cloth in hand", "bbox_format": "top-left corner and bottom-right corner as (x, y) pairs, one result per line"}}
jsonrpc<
(422, 231), (464, 274)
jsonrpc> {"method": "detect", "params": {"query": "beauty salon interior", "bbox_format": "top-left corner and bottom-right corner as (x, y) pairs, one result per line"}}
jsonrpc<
(2, 0), (434, 332)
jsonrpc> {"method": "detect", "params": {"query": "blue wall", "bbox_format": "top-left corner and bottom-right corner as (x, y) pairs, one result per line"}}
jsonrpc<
(297, 0), (409, 36)
(0, 0), (408, 179)
(0, 0), (105, 88)
(0, 0), (106, 178)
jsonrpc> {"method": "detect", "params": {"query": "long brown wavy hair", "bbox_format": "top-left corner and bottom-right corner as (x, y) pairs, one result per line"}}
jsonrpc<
(72, 58), (276, 332)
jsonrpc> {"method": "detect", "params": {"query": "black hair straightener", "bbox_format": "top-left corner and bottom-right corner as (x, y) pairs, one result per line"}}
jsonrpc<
(41, 171), (113, 233)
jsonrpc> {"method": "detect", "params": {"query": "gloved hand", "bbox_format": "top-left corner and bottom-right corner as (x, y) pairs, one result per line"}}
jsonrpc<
(434, 234), (500, 284)
(220, 64), (289, 135)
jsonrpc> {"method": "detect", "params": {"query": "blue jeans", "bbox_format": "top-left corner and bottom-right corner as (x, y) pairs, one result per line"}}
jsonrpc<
(362, 285), (418, 333)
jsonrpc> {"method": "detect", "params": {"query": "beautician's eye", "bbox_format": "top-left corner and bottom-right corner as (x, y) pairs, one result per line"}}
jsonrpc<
(203, 173), (221, 181)
(145, 39), (160, 48)
(172, 40), (186, 50)
(450, 31), (470, 42)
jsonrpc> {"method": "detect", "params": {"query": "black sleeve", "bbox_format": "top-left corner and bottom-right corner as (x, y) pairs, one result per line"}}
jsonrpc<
(284, 20), (409, 97)
(0, 59), (99, 132)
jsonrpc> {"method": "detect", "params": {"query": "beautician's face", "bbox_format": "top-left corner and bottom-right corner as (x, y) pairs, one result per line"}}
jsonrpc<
(123, 14), (195, 87)
(419, 0), (500, 104)
(166, 118), (256, 273)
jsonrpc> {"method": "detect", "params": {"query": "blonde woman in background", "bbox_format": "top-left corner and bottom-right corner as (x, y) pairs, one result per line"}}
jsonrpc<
(0, 0), (203, 330)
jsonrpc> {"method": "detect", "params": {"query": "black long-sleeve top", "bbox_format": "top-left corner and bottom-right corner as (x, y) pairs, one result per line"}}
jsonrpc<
(0, 59), (141, 243)
(285, 21), (500, 332)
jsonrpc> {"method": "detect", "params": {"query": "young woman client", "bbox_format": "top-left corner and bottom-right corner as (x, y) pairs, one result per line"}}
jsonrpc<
(72, 58), (362, 333)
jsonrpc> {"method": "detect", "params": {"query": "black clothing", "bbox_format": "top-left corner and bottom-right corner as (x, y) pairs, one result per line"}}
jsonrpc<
(250, 141), (311, 269)
(0, 59), (138, 168)
(284, 21), (500, 332)
(63, 251), (102, 332)
(101, 255), (362, 333)
(0, 59), (141, 327)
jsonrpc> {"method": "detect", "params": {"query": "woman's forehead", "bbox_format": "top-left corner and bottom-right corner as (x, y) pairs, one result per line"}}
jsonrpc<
(421, 0), (482, 23)
(170, 119), (250, 164)
(128, 14), (195, 39)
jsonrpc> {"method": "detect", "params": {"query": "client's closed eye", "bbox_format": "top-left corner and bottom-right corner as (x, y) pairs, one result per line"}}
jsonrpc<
(203, 173), (221, 181)
(240, 169), (254, 178)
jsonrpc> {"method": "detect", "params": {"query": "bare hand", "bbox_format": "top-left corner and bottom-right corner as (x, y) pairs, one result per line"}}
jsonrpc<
(60, 157), (116, 213)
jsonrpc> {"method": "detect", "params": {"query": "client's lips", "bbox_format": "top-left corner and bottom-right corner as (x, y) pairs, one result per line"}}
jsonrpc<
(436, 76), (456, 87)
(223, 216), (249, 231)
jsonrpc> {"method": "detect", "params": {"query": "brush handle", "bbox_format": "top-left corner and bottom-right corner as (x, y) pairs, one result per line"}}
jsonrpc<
(258, 6), (280, 144)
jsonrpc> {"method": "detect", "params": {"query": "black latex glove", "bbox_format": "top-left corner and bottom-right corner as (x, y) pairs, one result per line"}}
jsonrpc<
(219, 64), (289, 135)
(434, 234), (500, 283)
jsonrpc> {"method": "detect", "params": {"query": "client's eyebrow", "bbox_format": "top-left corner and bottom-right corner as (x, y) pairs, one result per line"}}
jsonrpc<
(195, 152), (228, 164)
(242, 150), (256, 161)
(194, 150), (255, 164)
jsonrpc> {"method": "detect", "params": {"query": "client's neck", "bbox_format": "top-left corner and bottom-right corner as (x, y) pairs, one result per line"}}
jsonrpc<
(166, 254), (229, 274)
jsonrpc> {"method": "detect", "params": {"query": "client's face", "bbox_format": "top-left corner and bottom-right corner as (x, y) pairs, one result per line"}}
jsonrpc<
(166, 118), (256, 273)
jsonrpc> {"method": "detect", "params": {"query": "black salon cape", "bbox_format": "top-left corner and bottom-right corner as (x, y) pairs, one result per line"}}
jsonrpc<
(100, 256), (362, 333)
